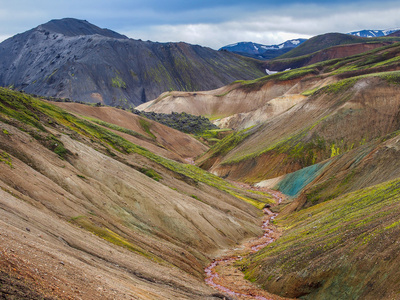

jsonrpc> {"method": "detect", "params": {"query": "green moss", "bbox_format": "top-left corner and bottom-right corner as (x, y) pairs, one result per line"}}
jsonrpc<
(242, 178), (400, 291)
(0, 151), (13, 168)
(320, 78), (358, 95)
(237, 68), (318, 92)
(85, 116), (148, 140)
(72, 217), (163, 263)
(139, 118), (156, 140)
(111, 75), (127, 89)
(139, 168), (162, 181)
(205, 127), (254, 159)
(379, 71), (400, 85)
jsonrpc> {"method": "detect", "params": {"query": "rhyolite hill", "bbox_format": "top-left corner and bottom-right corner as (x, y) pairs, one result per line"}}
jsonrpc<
(138, 41), (400, 298)
(0, 18), (265, 107)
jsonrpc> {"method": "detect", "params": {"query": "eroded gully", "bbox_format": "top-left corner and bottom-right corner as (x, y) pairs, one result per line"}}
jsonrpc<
(204, 191), (292, 300)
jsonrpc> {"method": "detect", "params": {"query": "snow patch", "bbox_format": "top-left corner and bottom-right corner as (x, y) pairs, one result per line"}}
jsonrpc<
(261, 45), (275, 50)
(265, 68), (291, 75)
(226, 43), (238, 48)
(265, 69), (278, 75)
(291, 39), (300, 45)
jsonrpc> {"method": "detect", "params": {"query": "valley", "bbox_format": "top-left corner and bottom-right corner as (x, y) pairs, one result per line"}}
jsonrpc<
(2, 17), (400, 300)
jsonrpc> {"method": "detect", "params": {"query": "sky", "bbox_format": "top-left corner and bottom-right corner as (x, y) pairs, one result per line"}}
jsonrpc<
(0, 0), (400, 49)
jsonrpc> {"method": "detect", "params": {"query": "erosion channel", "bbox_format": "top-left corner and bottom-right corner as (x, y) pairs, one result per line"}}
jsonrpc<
(204, 192), (292, 300)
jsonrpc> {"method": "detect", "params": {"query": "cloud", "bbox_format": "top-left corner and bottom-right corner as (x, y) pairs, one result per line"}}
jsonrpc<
(122, 2), (400, 49)
(0, 0), (400, 48)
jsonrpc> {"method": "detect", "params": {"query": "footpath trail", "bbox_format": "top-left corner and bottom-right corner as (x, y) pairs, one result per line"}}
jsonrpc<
(204, 190), (293, 300)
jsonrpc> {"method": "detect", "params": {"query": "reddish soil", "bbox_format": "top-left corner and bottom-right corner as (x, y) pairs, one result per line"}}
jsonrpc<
(204, 191), (291, 300)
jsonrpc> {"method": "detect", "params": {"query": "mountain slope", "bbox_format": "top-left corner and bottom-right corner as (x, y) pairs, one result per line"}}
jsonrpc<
(348, 28), (400, 37)
(0, 88), (278, 299)
(0, 18), (265, 107)
(135, 38), (400, 299)
(138, 42), (400, 125)
(262, 41), (392, 72)
(242, 177), (400, 299)
(277, 32), (400, 60)
(219, 39), (307, 60)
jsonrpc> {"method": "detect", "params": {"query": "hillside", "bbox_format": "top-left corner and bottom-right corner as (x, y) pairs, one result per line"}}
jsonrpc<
(195, 42), (400, 182)
(0, 18), (265, 107)
(4, 19), (400, 300)
(137, 39), (400, 299)
(0, 88), (280, 299)
(140, 42), (400, 128)
(262, 41), (392, 72)
(277, 32), (393, 59)
(219, 39), (307, 60)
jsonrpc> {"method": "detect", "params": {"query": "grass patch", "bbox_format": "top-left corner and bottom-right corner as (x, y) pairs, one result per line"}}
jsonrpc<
(139, 118), (156, 140)
(0, 151), (13, 168)
(139, 168), (162, 181)
(111, 75), (127, 89)
(85, 116), (148, 140)
(71, 217), (163, 263)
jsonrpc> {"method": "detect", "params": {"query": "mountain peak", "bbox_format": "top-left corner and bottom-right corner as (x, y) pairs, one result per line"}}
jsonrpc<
(37, 18), (128, 39)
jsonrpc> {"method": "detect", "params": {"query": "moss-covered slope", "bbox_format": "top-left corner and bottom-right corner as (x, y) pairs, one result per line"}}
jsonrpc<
(241, 178), (400, 299)
(0, 88), (276, 299)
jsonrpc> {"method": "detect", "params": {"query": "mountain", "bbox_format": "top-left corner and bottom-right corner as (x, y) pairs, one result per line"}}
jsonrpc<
(0, 88), (276, 299)
(278, 32), (374, 59)
(389, 30), (400, 37)
(4, 19), (400, 300)
(262, 41), (392, 72)
(219, 39), (307, 60)
(138, 41), (400, 124)
(259, 32), (400, 72)
(348, 28), (400, 37)
(137, 42), (400, 298)
(0, 18), (265, 107)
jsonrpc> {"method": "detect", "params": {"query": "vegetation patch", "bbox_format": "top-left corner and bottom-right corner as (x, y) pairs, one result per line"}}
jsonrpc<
(71, 217), (163, 263)
(85, 116), (149, 140)
(241, 178), (400, 298)
(138, 118), (156, 140)
(204, 127), (255, 159)
(237, 68), (318, 92)
(139, 168), (162, 181)
(111, 75), (127, 89)
(2, 128), (10, 135)
(0, 151), (13, 168)
(132, 109), (218, 135)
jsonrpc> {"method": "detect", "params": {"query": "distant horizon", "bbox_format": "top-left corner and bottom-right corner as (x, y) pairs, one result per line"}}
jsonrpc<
(1, 0), (400, 49)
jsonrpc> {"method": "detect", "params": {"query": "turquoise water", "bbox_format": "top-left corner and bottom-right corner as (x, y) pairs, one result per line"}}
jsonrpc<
(275, 161), (330, 197)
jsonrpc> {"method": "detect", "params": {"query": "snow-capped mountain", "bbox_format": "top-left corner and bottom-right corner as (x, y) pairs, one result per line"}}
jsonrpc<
(219, 39), (307, 60)
(348, 29), (400, 38)
(220, 39), (307, 54)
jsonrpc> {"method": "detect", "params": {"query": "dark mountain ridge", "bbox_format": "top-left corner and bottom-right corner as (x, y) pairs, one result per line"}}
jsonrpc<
(38, 18), (128, 39)
(0, 18), (265, 107)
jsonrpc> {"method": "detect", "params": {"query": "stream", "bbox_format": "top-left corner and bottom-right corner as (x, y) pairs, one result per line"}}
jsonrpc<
(204, 192), (284, 300)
